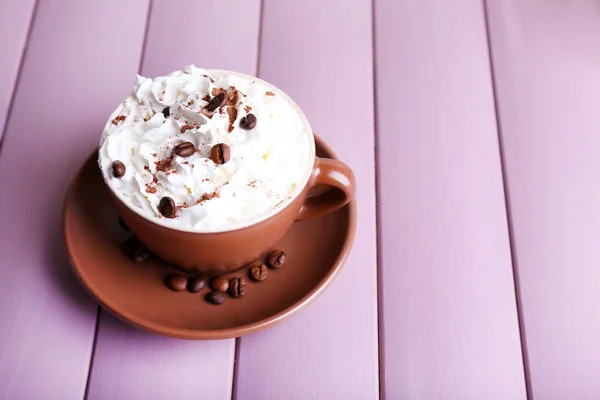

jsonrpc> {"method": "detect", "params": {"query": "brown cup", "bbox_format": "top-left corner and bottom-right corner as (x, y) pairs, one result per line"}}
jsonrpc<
(102, 69), (354, 275)
(109, 147), (354, 275)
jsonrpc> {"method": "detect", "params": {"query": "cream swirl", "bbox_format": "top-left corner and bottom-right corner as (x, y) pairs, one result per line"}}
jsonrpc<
(98, 66), (313, 232)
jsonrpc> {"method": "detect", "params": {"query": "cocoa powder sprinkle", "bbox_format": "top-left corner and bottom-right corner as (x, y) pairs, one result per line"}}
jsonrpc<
(112, 115), (126, 125)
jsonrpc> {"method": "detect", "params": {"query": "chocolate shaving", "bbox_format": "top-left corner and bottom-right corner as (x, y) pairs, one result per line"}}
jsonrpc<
(112, 115), (126, 125)
(266, 91), (275, 96)
(180, 124), (194, 133)
(227, 108), (238, 133)
(155, 153), (174, 173)
(179, 191), (218, 209)
(225, 87), (239, 107)
(197, 191), (218, 204)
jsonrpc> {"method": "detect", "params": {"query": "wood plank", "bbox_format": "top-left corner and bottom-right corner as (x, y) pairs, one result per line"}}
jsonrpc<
(486, 1), (600, 397)
(86, 1), (261, 398)
(0, 0), (35, 138)
(87, 315), (235, 400)
(375, 0), (527, 398)
(234, 0), (379, 398)
(0, 1), (149, 398)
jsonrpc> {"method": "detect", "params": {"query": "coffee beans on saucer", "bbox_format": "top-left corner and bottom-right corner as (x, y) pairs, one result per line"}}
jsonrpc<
(120, 236), (151, 263)
(229, 277), (246, 298)
(158, 247), (290, 305)
(165, 274), (188, 292)
(267, 249), (287, 269)
(118, 217), (129, 231)
(210, 276), (229, 293)
(187, 277), (207, 293)
(206, 291), (225, 305)
(250, 264), (268, 282)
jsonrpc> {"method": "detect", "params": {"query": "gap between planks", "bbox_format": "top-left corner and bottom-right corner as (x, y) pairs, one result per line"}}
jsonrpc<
(481, 0), (532, 397)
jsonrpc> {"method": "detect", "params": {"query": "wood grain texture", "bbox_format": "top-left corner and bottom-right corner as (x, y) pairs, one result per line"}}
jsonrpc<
(234, 0), (379, 398)
(486, 1), (600, 397)
(0, 1), (149, 398)
(0, 0), (35, 138)
(86, 1), (261, 398)
(88, 315), (235, 400)
(375, 0), (527, 398)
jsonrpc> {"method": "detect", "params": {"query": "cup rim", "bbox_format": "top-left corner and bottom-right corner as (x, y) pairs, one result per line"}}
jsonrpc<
(99, 68), (316, 234)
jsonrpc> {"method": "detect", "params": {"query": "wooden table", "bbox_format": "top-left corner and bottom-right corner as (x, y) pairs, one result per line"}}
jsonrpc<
(1, 1), (599, 398)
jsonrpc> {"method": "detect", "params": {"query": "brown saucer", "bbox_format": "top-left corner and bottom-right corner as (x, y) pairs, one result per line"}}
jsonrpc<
(63, 136), (356, 339)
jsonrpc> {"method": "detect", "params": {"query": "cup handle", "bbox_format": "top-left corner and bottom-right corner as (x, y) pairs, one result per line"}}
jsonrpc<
(295, 157), (356, 221)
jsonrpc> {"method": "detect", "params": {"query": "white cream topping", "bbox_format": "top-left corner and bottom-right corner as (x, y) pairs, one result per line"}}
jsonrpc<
(98, 66), (314, 232)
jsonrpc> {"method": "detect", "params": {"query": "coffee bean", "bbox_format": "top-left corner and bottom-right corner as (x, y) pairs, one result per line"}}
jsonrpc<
(210, 143), (230, 164)
(158, 197), (176, 218)
(174, 142), (195, 157)
(165, 274), (188, 292)
(206, 92), (226, 112)
(267, 250), (287, 269)
(118, 217), (129, 231)
(112, 161), (126, 178)
(206, 291), (225, 305)
(210, 276), (229, 293)
(250, 264), (268, 282)
(162, 107), (170, 118)
(229, 277), (246, 298)
(187, 277), (207, 293)
(239, 113), (257, 130)
(132, 246), (150, 263)
(120, 236), (151, 263)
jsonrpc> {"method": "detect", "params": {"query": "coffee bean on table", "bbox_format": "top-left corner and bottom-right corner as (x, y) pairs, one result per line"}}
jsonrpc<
(174, 142), (195, 157)
(206, 291), (225, 305)
(112, 161), (126, 178)
(250, 264), (268, 282)
(162, 107), (171, 118)
(165, 274), (188, 292)
(187, 277), (207, 293)
(267, 249), (287, 269)
(229, 277), (246, 298)
(239, 113), (257, 130)
(210, 143), (230, 164)
(206, 92), (226, 112)
(158, 197), (176, 218)
(210, 276), (229, 293)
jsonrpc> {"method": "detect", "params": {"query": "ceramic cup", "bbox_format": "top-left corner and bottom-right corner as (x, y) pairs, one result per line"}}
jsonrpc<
(103, 71), (355, 275)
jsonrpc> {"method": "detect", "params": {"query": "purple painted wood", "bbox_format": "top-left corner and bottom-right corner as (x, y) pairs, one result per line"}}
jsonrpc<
(486, 1), (600, 397)
(0, 0), (148, 398)
(0, 0), (35, 138)
(140, 0), (261, 76)
(234, 0), (378, 398)
(375, 0), (526, 398)
(86, 1), (261, 398)
(88, 315), (235, 400)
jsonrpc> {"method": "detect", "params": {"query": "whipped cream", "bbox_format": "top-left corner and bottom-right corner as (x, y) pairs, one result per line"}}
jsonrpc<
(98, 66), (314, 232)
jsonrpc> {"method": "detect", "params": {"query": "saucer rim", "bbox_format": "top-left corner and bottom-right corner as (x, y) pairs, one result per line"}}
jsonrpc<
(63, 134), (357, 340)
